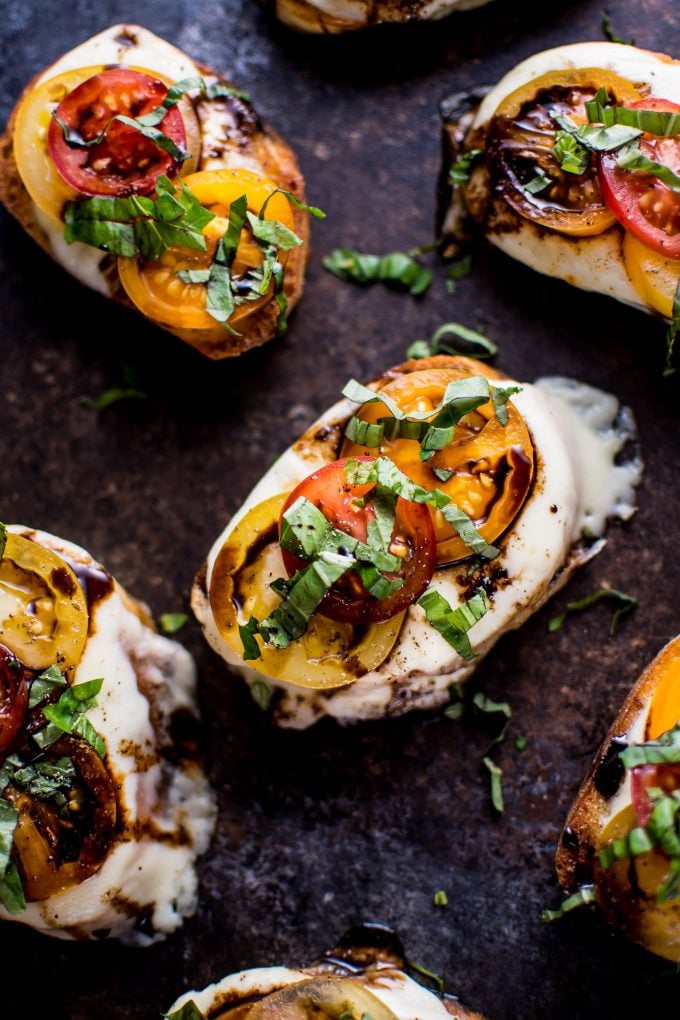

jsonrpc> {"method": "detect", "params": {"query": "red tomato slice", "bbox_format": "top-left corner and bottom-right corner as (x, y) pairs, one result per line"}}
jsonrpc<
(631, 763), (680, 827)
(280, 457), (436, 625)
(599, 98), (680, 260)
(0, 645), (29, 756)
(47, 68), (186, 197)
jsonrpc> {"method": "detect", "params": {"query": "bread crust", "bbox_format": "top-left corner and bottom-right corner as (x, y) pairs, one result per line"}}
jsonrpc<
(0, 31), (309, 359)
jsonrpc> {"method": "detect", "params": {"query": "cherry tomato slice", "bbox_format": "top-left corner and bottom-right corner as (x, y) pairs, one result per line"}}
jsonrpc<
(0, 646), (29, 757)
(342, 357), (534, 565)
(280, 457), (436, 625)
(47, 68), (186, 197)
(486, 68), (640, 236)
(600, 99), (680, 260)
(118, 168), (294, 332)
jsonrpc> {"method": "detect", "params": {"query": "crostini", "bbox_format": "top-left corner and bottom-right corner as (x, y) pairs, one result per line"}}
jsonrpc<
(166, 923), (484, 1018)
(0, 523), (216, 944)
(442, 43), (680, 330)
(192, 354), (642, 728)
(273, 0), (493, 34)
(555, 635), (680, 962)
(0, 24), (311, 359)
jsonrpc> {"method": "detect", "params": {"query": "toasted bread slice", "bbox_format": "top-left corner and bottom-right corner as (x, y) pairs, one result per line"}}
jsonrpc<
(0, 24), (308, 359)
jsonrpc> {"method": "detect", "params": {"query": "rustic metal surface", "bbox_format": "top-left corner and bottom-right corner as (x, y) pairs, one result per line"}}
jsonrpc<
(1, 1), (679, 1017)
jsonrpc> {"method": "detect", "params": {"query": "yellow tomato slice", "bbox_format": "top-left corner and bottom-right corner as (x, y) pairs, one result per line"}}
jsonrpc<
(118, 168), (295, 330)
(209, 494), (404, 690)
(595, 803), (680, 962)
(645, 638), (680, 740)
(623, 232), (680, 318)
(0, 533), (88, 673)
(342, 357), (534, 565)
(13, 65), (200, 222)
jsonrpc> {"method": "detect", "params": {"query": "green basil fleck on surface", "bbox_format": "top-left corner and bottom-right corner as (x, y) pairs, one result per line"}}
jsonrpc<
(323, 248), (432, 295)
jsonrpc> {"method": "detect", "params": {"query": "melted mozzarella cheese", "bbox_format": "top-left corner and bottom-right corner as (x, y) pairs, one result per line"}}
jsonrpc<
(277, 0), (491, 32)
(169, 965), (453, 1019)
(470, 42), (680, 313)
(194, 375), (641, 729)
(0, 528), (216, 945)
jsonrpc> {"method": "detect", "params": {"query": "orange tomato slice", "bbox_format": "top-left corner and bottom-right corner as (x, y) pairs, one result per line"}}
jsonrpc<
(341, 358), (534, 564)
(118, 168), (294, 330)
(623, 232), (680, 319)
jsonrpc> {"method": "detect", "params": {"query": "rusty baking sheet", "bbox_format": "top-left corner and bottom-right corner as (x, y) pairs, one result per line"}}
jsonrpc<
(1, 1), (679, 1017)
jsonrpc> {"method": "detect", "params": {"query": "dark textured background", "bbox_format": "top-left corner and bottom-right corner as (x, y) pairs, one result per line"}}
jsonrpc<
(1, 0), (680, 1017)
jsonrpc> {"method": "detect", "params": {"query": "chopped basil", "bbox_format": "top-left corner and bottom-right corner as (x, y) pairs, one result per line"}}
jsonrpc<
(256, 551), (352, 650)
(323, 248), (432, 295)
(11, 757), (76, 805)
(250, 680), (273, 711)
(245, 211), (303, 251)
(258, 189), (326, 220)
(164, 1001), (207, 1020)
(64, 175), (213, 259)
(586, 94), (680, 136)
(601, 10), (633, 44)
(433, 889), (448, 907)
(345, 457), (499, 560)
(541, 884), (596, 922)
(483, 756), (504, 812)
(524, 169), (552, 195)
(553, 131), (590, 175)
(159, 612), (189, 635)
(552, 111), (642, 154)
(0, 522), (6, 560)
(407, 960), (445, 995)
(449, 149), (483, 185)
(112, 114), (188, 163)
(515, 735), (527, 751)
(433, 468), (454, 482)
(548, 587), (637, 636)
(406, 321), (497, 362)
(417, 587), (488, 661)
(447, 253), (473, 285)
(35, 677), (106, 758)
(492, 384), (522, 426)
(28, 664), (68, 709)
(620, 722), (680, 769)
(239, 618), (263, 661)
(138, 76), (251, 129)
(666, 279), (680, 376)
(0, 801), (25, 914)
(617, 146), (680, 193)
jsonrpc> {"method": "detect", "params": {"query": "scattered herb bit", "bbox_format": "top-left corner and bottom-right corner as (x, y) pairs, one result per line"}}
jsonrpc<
(524, 168), (552, 194)
(515, 735), (527, 751)
(323, 248), (432, 295)
(164, 1001), (207, 1020)
(542, 884), (597, 922)
(447, 253), (473, 285)
(548, 587), (637, 636)
(82, 387), (148, 412)
(553, 130), (590, 175)
(418, 587), (488, 661)
(620, 722), (680, 769)
(449, 149), (483, 185)
(406, 321), (497, 362)
(0, 522), (6, 560)
(492, 384), (522, 427)
(433, 889), (448, 907)
(159, 612), (188, 635)
(483, 755), (504, 812)
(239, 617), (262, 661)
(602, 10), (633, 44)
(473, 691), (512, 748)
(585, 92), (680, 136)
(65, 174), (214, 259)
(258, 188), (326, 220)
(250, 680), (273, 712)
(407, 960), (445, 995)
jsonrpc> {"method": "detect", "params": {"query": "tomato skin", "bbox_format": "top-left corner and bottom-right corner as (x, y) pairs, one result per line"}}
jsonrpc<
(631, 763), (680, 827)
(47, 69), (186, 197)
(599, 99), (680, 260)
(0, 646), (29, 757)
(280, 457), (436, 625)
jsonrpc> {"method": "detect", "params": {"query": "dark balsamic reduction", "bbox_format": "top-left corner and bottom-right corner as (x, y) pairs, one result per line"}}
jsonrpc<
(64, 559), (114, 612)
(561, 826), (579, 853)
(593, 736), (628, 799)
